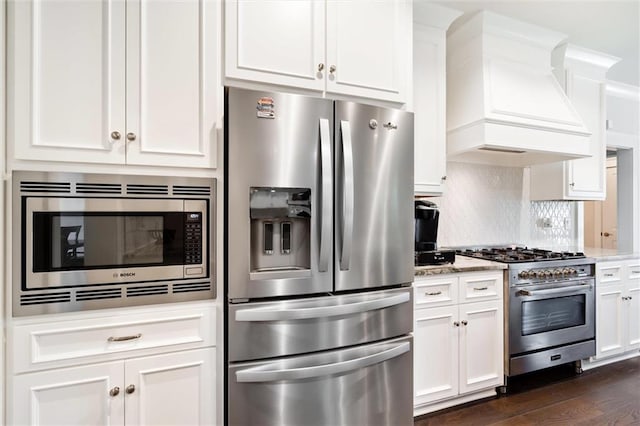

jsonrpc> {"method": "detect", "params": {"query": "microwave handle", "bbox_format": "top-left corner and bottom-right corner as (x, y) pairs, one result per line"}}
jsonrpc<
(235, 341), (409, 383)
(318, 118), (332, 272)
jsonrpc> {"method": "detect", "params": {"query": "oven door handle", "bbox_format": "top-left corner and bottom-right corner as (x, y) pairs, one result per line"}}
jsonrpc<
(235, 292), (409, 322)
(235, 341), (410, 382)
(516, 284), (592, 297)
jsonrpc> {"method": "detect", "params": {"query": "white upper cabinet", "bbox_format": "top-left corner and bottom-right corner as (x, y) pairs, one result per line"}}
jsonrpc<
(530, 45), (620, 200)
(7, 0), (219, 168)
(225, 0), (411, 104)
(412, 3), (462, 195)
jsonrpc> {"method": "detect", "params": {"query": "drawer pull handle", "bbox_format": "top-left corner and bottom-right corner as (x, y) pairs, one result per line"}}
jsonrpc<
(108, 333), (142, 343)
(425, 291), (442, 296)
(473, 287), (489, 291)
(604, 273), (615, 277)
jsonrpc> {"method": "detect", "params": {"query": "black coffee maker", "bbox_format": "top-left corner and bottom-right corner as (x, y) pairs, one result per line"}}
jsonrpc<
(414, 200), (455, 265)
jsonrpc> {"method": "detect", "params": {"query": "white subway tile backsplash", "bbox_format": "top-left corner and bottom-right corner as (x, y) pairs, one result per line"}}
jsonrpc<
(425, 162), (578, 249)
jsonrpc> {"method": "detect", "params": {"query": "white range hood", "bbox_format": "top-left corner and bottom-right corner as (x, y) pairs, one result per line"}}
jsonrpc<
(446, 11), (592, 167)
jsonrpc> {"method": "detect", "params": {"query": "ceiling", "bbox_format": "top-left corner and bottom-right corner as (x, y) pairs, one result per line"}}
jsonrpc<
(432, 0), (640, 86)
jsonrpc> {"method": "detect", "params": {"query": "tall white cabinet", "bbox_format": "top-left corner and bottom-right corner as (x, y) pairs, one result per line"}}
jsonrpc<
(225, 0), (412, 104)
(7, 0), (220, 168)
(413, 271), (504, 415)
(412, 4), (461, 195)
(530, 45), (620, 200)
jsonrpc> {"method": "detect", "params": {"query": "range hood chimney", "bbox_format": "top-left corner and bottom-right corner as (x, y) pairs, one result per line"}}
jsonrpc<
(446, 11), (592, 166)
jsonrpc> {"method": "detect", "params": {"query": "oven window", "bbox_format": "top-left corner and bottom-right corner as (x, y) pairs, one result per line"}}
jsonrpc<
(521, 295), (586, 336)
(32, 212), (185, 272)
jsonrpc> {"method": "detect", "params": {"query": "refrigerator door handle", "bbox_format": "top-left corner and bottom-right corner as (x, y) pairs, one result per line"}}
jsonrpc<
(318, 118), (332, 272)
(235, 341), (410, 382)
(340, 120), (354, 271)
(235, 291), (410, 322)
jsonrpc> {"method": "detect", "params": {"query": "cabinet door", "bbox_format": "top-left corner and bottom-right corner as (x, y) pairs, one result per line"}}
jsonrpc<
(413, 306), (458, 407)
(326, 0), (409, 103)
(596, 284), (626, 358)
(125, 0), (219, 168)
(11, 361), (124, 426)
(413, 24), (446, 195)
(565, 72), (606, 199)
(7, 0), (126, 164)
(124, 348), (215, 426)
(626, 280), (640, 350)
(458, 300), (503, 394)
(225, 0), (325, 91)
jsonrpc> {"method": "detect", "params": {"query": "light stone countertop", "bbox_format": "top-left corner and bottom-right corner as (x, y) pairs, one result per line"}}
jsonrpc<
(415, 256), (507, 276)
(583, 247), (640, 262)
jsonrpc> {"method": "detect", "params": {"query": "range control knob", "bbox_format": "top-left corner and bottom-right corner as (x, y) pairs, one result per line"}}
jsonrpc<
(562, 268), (570, 276)
(544, 270), (552, 278)
(518, 270), (529, 279)
(535, 270), (545, 279)
(569, 268), (577, 276)
(553, 269), (562, 277)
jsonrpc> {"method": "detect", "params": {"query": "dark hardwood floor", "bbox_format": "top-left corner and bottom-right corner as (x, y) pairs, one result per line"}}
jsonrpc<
(415, 356), (640, 425)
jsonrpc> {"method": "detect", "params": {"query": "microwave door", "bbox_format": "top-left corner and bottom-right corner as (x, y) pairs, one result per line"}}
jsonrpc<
(24, 197), (196, 289)
(226, 87), (333, 300)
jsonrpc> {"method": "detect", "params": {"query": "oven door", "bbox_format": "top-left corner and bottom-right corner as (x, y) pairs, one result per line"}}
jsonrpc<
(24, 197), (207, 289)
(509, 279), (595, 355)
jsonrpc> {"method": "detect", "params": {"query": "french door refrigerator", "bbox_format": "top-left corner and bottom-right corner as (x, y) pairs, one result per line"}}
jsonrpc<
(225, 87), (414, 426)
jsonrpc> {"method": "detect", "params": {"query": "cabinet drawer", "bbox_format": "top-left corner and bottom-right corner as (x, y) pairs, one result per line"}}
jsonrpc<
(598, 265), (623, 284)
(11, 304), (215, 373)
(414, 277), (458, 308)
(627, 263), (640, 281)
(459, 273), (502, 303)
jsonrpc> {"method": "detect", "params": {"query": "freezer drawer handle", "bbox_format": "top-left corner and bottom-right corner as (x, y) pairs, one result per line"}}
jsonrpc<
(235, 292), (410, 322)
(235, 341), (410, 382)
(339, 120), (354, 271)
(318, 118), (332, 272)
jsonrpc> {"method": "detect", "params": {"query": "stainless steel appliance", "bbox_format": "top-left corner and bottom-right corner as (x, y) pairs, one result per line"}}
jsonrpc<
(225, 87), (414, 426)
(12, 171), (215, 316)
(414, 200), (455, 265)
(458, 247), (596, 385)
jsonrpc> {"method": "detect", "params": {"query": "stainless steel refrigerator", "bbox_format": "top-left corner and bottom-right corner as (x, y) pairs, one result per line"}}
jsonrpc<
(225, 87), (414, 426)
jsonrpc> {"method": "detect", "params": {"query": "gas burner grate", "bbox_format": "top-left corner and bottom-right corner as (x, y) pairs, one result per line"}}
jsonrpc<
(457, 247), (586, 263)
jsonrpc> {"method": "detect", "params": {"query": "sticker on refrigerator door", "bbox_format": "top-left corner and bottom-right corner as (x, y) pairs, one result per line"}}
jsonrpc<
(256, 97), (275, 119)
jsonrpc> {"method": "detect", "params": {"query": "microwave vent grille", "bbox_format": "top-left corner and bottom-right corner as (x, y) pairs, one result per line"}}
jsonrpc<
(20, 291), (72, 306)
(173, 185), (211, 196)
(76, 288), (123, 301)
(173, 281), (212, 293)
(127, 284), (169, 297)
(126, 184), (169, 195)
(20, 181), (71, 193)
(76, 183), (123, 194)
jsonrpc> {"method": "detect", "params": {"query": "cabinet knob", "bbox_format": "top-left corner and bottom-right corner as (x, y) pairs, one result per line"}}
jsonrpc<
(318, 63), (324, 72)
(126, 132), (137, 142)
(453, 321), (460, 327)
(569, 182), (575, 187)
(441, 176), (447, 181)
(126, 384), (136, 394)
(461, 320), (468, 326)
(110, 387), (120, 397)
(329, 65), (336, 74)
(111, 131), (121, 141)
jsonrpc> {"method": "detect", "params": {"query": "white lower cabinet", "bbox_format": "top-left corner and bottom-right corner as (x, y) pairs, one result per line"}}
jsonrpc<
(12, 348), (215, 426)
(414, 271), (504, 416)
(595, 259), (640, 360)
(8, 303), (217, 425)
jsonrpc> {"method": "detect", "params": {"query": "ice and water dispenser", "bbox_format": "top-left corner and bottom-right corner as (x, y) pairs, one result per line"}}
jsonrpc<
(249, 187), (311, 274)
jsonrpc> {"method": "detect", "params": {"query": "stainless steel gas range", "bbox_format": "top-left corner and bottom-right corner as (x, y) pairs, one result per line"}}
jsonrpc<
(458, 247), (596, 384)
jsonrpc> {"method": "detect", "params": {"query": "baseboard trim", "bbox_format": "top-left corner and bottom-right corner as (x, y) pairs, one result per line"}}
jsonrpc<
(583, 350), (640, 370)
(414, 388), (497, 417)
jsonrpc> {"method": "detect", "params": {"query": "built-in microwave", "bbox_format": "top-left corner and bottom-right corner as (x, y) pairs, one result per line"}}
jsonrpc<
(12, 171), (215, 316)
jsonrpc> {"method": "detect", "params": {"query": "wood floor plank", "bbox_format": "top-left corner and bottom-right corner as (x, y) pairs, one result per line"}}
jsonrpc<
(414, 356), (640, 426)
